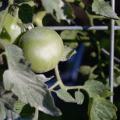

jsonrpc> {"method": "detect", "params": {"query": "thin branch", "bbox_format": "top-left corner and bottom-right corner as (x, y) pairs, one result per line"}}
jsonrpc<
(33, 109), (39, 120)
(54, 65), (66, 90)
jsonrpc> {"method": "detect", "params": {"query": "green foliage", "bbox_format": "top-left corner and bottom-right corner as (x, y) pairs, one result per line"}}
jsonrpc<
(80, 65), (91, 76)
(14, 100), (26, 114)
(60, 45), (76, 61)
(75, 90), (84, 105)
(56, 89), (75, 103)
(92, 0), (119, 19)
(89, 97), (117, 120)
(84, 80), (110, 98)
(3, 45), (61, 116)
(0, 102), (6, 120)
(0, 0), (120, 120)
(41, 0), (68, 22)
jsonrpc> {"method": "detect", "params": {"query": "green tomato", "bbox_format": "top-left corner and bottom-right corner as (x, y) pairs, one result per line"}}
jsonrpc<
(20, 27), (64, 73)
(3, 14), (21, 43)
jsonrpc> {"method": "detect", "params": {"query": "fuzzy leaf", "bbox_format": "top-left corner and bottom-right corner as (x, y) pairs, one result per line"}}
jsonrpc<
(14, 100), (26, 114)
(3, 45), (61, 116)
(80, 65), (91, 75)
(84, 80), (110, 98)
(60, 30), (79, 48)
(56, 89), (75, 103)
(41, 0), (67, 22)
(89, 97), (117, 120)
(61, 45), (76, 61)
(92, 0), (119, 19)
(75, 90), (84, 105)
(0, 101), (6, 120)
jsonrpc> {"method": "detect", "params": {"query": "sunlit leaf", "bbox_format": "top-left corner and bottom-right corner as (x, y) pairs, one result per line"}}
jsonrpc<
(60, 30), (78, 48)
(80, 65), (91, 75)
(75, 90), (84, 105)
(56, 89), (75, 103)
(89, 97), (117, 120)
(1, 92), (16, 110)
(41, 0), (68, 22)
(61, 30), (78, 40)
(14, 100), (26, 114)
(92, 0), (119, 19)
(65, 0), (74, 2)
(60, 45), (76, 61)
(116, 20), (120, 25)
(0, 101), (6, 120)
(84, 80), (110, 98)
(0, 91), (19, 120)
(3, 45), (61, 116)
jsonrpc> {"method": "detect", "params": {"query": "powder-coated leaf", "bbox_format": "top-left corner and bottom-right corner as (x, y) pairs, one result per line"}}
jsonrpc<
(56, 89), (75, 103)
(89, 97), (117, 120)
(75, 90), (84, 105)
(0, 101), (6, 120)
(92, 0), (119, 19)
(3, 45), (61, 116)
(41, 0), (67, 22)
(60, 45), (76, 61)
(84, 80), (110, 98)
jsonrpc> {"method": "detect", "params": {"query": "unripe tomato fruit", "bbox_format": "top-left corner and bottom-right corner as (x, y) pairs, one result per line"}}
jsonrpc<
(0, 14), (21, 48)
(20, 27), (64, 73)
(3, 14), (21, 43)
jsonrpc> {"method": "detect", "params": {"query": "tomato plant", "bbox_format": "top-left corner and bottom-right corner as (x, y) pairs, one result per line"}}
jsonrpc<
(0, 0), (120, 120)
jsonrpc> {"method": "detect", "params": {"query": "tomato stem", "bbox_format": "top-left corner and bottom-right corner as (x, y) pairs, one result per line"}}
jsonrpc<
(33, 109), (39, 120)
(54, 65), (66, 90)
(65, 85), (84, 90)
(54, 65), (85, 91)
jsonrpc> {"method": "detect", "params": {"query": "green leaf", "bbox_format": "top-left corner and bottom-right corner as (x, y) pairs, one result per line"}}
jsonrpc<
(1, 92), (16, 110)
(56, 89), (75, 103)
(92, 0), (119, 19)
(116, 76), (120, 85)
(0, 101), (6, 120)
(60, 30), (78, 40)
(75, 90), (84, 105)
(89, 97), (117, 120)
(60, 30), (78, 48)
(3, 45), (61, 116)
(84, 80), (110, 98)
(14, 100), (26, 114)
(116, 20), (120, 25)
(80, 65), (91, 75)
(60, 45), (76, 61)
(0, 7), (9, 33)
(15, 0), (34, 5)
(65, 0), (74, 2)
(36, 74), (53, 83)
(41, 0), (68, 22)
(7, 110), (19, 120)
